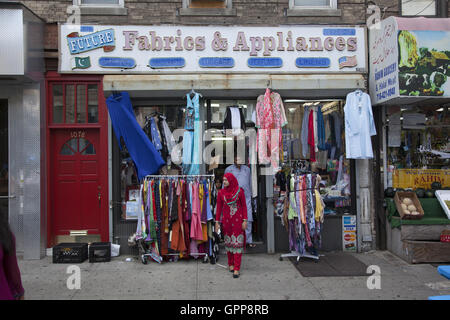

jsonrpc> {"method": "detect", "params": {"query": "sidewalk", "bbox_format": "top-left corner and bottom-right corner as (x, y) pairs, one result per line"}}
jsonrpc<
(17, 250), (450, 300)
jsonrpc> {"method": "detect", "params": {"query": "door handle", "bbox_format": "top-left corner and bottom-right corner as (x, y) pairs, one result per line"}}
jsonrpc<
(98, 192), (101, 207)
(0, 195), (16, 199)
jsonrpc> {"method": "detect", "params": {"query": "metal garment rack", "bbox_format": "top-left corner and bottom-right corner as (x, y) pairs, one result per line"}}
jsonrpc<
(141, 174), (215, 262)
(144, 174), (215, 179)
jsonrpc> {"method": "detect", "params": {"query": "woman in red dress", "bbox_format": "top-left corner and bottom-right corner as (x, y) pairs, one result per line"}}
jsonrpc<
(215, 173), (248, 278)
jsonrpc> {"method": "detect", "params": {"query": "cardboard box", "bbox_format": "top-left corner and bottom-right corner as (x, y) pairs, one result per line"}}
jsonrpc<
(394, 191), (424, 220)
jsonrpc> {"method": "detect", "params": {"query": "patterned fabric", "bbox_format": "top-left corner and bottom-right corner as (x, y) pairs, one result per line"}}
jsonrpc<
(224, 234), (245, 254)
(190, 182), (203, 241)
(149, 117), (163, 151)
(255, 89), (288, 171)
(256, 89), (273, 165)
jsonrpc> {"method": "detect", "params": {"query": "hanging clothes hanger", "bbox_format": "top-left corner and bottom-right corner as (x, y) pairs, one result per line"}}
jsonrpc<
(183, 81), (203, 99)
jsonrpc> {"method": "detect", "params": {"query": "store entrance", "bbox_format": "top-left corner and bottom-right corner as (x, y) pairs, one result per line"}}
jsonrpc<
(111, 97), (266, 253)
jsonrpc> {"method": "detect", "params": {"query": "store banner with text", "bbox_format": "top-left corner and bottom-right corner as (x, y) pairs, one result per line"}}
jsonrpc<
(369, 17), (450, 105)
(59, 24), (367, 74)
(393, 169), (450, 189)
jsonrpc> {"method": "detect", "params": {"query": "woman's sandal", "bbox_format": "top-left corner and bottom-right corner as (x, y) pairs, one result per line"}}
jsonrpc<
(233, 271), (240, 278)
(248, 244), (257, 248)
(229, 267), (234, 273)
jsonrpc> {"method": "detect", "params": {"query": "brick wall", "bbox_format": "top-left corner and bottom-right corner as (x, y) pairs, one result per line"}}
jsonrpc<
(19, 0), (369, 56)
(20, 0), (367, 25)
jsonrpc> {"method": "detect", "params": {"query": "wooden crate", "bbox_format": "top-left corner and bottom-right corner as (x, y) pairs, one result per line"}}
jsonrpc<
(402, 240), (450, 264)
(401, 224), (450, 241)
(394, 191), (424, 220)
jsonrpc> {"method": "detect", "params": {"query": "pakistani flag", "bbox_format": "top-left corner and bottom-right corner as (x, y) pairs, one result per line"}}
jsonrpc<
(71, 56), (91, 70)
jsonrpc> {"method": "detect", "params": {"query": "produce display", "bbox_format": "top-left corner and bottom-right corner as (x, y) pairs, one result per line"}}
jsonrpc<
(400, 197), (421, 216)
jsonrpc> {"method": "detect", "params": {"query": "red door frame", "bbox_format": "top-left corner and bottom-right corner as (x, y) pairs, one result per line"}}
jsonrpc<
(45, 71), (109, 247)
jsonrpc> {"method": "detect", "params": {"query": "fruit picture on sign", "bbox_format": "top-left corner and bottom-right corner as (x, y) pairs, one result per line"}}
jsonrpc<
(398, 30), (450, 97)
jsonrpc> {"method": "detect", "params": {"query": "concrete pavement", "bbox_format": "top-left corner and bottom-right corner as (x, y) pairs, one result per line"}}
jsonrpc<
(17, 250), (450, 300)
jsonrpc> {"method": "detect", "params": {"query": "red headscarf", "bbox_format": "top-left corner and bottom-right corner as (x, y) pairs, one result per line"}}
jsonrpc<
(221, 173), (240, 204)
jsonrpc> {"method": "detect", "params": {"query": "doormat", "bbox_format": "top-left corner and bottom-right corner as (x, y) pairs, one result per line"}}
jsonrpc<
(288, 252), (368, 277)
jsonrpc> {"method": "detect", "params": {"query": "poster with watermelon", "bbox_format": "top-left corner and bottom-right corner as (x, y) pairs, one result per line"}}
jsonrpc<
(398, 30), (450, 97)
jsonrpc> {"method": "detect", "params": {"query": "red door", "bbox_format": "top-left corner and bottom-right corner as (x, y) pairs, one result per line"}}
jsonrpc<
(52, 129), (102, 237)
(46, 74), (108, 247)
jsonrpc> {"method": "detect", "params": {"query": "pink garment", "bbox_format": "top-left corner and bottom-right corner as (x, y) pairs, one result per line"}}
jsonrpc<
(255, 89), (288, 170)
(256, 89), (274, 164)
(270, 91), (288, 165)
(308, 110), (316, 162)
(190, 182), (203, 241)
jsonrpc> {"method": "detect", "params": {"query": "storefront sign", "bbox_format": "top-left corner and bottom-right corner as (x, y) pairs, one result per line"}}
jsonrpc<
(296, 57), (330, 68)
(369, 17), (450, 105)
(369, 17), (399, 105)
(342, 215), (357, 252)
(99, 57), (136, 69)
(247, 57), (283, 68)
(67, 29), (115, 54)
(149, 57), (185, 68)
(393, 169), (450, 189)
(199, 57), (234, 68)
(59, 24), (367, 74)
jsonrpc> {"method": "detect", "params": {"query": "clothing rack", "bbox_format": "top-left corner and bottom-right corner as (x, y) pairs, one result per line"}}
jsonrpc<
(280, 251), (320, 262)
(280, 172), (322, 262)
(144, 174), (215, 180)
(139, 173), (215, 263)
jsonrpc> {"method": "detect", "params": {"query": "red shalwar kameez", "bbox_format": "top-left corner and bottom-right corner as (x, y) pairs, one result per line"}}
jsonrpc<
(215, 173), (248, 271)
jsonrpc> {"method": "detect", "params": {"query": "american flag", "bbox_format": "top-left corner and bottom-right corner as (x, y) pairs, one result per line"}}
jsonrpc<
(339, 55), (357, 69)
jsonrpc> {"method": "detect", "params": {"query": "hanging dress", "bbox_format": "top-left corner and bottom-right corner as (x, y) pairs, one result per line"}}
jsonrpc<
(190, 182), (203, 241)
(182, 94), (195, 174)
(106, 92), (165, 179)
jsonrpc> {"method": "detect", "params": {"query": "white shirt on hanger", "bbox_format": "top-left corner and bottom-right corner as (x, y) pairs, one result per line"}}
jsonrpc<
(344, 90), (377, 159)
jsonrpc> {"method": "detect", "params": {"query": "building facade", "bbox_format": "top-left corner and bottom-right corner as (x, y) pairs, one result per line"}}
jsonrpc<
(5, 0), (446, 259)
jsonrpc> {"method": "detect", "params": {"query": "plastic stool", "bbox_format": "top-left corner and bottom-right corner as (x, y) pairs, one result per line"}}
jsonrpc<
(437, 266), (450, 280)
(428, 295), (450, 300)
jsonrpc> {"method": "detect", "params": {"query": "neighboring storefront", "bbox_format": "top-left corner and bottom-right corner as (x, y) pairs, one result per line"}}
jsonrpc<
(0, 2), (46, 259)
(53, 23), (370, 255)
(369, 17), (450, 263)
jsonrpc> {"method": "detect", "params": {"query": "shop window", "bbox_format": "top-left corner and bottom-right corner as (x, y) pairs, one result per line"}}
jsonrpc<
(65, 85), (76, 124)
(384, 106), (449, 190)
(290, 0), (337, 9)
(283, 100), (352, 215)
(118, 103), (190, 220)
(401, 0), (437, 16)
(88, 85), (99, 123)
(51, 83), (99, 124)
(180, 0), (235, 16)
(52, 85), (64, 124)
(73, 0), (127, 16)
(186, 0), (228, 8)
(74, 0), (123, 6)
(210, 100), (256, 125)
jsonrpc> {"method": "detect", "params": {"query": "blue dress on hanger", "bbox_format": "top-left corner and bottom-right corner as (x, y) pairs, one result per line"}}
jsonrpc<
(190, 92), (201, 175)
(182, 93), (200, 175)
(106, 91), (165, 180)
